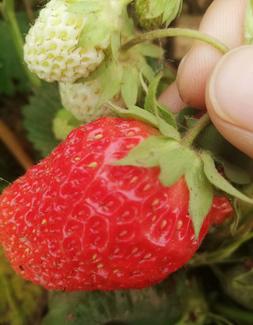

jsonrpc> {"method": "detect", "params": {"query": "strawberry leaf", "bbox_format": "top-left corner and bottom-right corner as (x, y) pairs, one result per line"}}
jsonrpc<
(201, 152), (253, 204)
(186, 157), (214, 237)
(23, 83), (61, 157)
(121, 67), (139, 108)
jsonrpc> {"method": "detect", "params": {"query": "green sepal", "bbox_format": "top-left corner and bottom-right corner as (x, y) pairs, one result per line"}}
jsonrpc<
(121, 67), (140, 108)
(144, 73), (162, 113)
(201, 152), (253, 204)
(185, 156), (214, 238)
(69, 0), (126, 50)
(53, 109), (81, 141)
(159, 145), (195, 186)
(137, 59), (155, 82)
(113, 136), (171, 168)
(79, 16), (110, 49)
(156, 115), (180, 140)
(136, 0), (183, 27)
(67, 0), (101, 15)
(162, 0), (183, 26)
(111, 31), (121, 60)
(137, 43), (164, 58)
(98, 61), (123, 106)
(245, 0), (253, 44)
(157, 102), (177, 129)
(144, 74), (177, 129)
(109, 103), (159, 128)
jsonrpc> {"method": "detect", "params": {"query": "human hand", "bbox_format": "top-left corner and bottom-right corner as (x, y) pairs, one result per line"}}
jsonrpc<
(159, 0), (253, 158)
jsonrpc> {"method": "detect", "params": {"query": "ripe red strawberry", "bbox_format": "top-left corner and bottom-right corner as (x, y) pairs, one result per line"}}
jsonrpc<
(209, 197), (233, 225)
(0, 117), (232, 291)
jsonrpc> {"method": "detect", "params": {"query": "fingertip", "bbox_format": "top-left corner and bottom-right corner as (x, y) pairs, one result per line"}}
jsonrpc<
(206, 46), (253, 158)
(158, 82), (185, 113)
(177, 0), (247, 108)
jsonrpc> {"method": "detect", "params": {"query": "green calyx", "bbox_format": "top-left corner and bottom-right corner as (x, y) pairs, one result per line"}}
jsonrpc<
(111, 74), (253, 238)
(83, 25), (164, 108)
(135, 0), (183, 30)
(53, 109), (81, 141)
(67, 0), (129, 50)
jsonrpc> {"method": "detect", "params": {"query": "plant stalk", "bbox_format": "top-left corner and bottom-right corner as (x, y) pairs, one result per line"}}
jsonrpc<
(213, 303), (253, 324)
(2, 0), (40, 88)
(0, 120), (33, 170)
(181, 113), (210, 146)
(122, 27), (230, 55)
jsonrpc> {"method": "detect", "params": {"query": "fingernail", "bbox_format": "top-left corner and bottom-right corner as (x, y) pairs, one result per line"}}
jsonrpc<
(208, 46), (253, 132)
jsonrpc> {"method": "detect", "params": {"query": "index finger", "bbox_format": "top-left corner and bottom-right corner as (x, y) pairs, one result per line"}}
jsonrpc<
(177, 0), (247, 108)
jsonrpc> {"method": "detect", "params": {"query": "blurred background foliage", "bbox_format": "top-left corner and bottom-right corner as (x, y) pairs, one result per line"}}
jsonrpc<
(1, 1), (253, 324)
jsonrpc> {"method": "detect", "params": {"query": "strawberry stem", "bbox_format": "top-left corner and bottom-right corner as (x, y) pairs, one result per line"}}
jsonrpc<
(2, 0), (40, 88)
(181, 113), (210, 146)
(122, 27), (229, 54)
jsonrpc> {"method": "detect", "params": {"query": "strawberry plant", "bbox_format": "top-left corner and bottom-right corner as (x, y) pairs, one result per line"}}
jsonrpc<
(0, 0), (253, 324)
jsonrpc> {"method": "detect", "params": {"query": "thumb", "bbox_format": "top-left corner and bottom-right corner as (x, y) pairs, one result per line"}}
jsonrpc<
(206, 46), (253, 158)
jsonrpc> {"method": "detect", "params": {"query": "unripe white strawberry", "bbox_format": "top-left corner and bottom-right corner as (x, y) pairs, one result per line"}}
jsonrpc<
(24, 0), (127, 83)
(59, 81), (112, 122)
(134, 0), (183, 30)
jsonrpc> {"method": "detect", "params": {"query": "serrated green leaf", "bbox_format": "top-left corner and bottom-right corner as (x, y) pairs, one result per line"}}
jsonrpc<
(121, 67), (139, 108)
(23, 83), (61, 157)
(114, 136), (170, 167)
(245, 0), (253, 44)
(159, 146), (195, 186)
(201, 152), (253, 204)
(43, 282), (183, 325)
(186, 157), (214, 237)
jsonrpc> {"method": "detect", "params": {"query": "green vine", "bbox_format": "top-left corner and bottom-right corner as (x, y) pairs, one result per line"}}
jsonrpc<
(2, 0), (40, 88)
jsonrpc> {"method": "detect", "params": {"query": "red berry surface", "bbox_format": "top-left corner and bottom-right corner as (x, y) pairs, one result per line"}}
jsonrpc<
(210, 196), (233, 225)
(0, 118), (232, 291)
